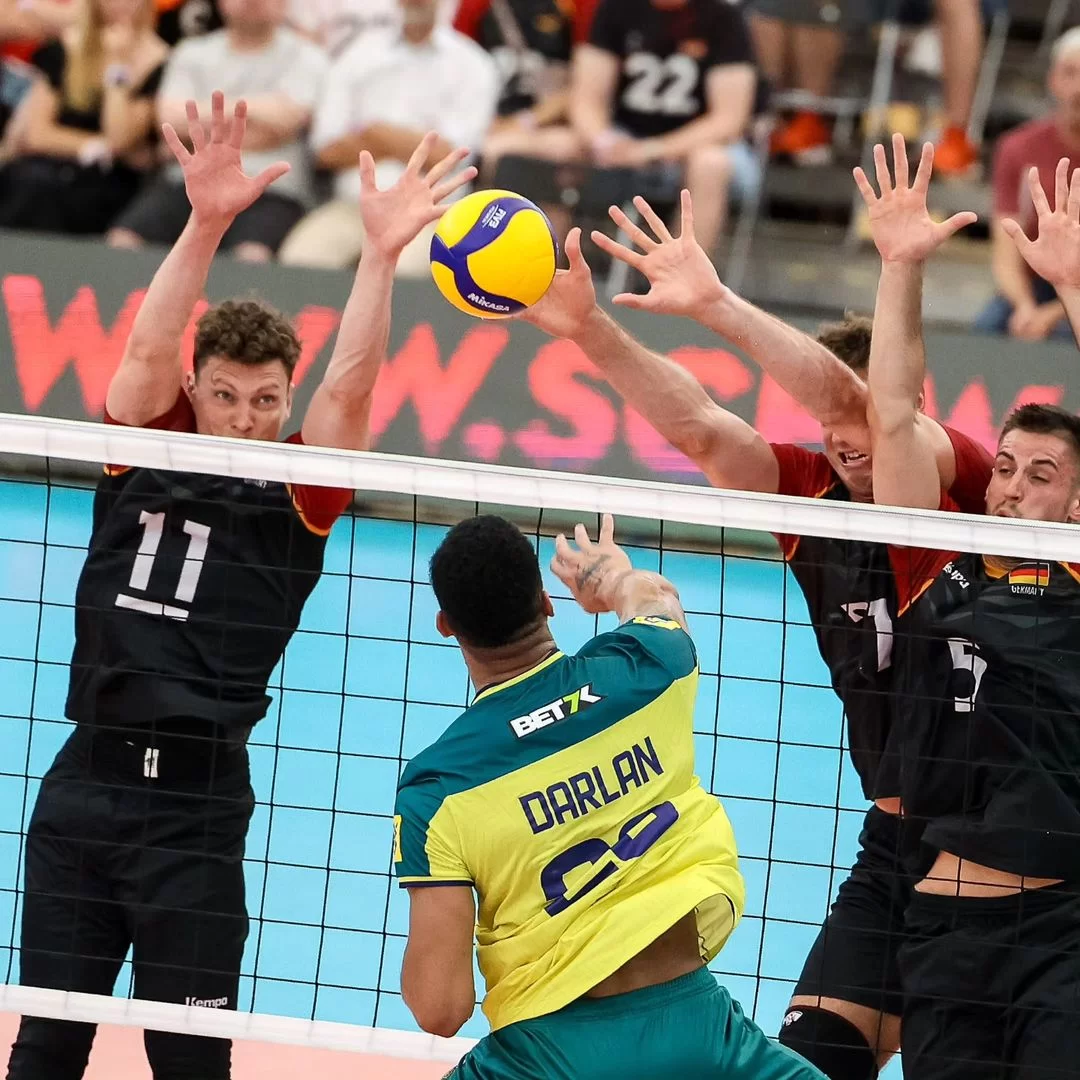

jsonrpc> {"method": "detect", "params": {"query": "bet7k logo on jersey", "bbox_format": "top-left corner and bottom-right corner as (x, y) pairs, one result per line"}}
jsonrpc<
(509, 685), (603, 738)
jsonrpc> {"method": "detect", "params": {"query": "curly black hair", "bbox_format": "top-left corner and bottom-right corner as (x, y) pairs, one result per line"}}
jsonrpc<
(193, 299), (301, 376)
(430, 515), (545, 648)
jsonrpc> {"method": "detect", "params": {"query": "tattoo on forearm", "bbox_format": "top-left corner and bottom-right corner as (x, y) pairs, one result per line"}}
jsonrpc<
(575, 554), (610, 592)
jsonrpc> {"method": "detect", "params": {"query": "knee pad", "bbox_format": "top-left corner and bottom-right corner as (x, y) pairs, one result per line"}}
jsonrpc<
(778, 1006), (878, 1080)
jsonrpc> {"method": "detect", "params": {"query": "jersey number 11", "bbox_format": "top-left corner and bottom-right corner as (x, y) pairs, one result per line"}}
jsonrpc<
(114, 511), (211, 622)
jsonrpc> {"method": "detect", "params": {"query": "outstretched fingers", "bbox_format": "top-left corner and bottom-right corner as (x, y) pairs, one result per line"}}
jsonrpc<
(1029, 165), (1052, 219)
(426, 146), (470, 187)
(609, 203), (657, 253)
(358, 150), (377, 193)
(1069, 166), (1080, 223)
(1054, 156), (1070, 215)
(228, 99), (248, 150)
(573, 523), (594, 553)
(678, 188), (696, 239)
(912, 140), (934, 195)
(599, 513), (615, 546)
(161, 123), (190, 166)
(186, 100), (205, 152)
(852, 165), (877, 206)
(254, 161), (291, 192)
(633, 196), (673, 244)
(591, 229), (644, 271)
(1000, 217), (1033, 258)
(892, 132), (911, 191)
(873, 141), (893, 197)
(208, 90), (226, 144)
(406, 131), (438, 176)
(934, 210), (978, 242)
(431, 164), (477, 205)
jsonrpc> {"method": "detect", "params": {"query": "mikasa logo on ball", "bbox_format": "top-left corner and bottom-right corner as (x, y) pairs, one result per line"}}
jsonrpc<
(468, 293), (511, 313)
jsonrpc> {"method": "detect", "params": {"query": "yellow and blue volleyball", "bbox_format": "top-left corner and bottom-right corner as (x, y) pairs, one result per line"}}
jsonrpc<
(430, 190), (558, 319)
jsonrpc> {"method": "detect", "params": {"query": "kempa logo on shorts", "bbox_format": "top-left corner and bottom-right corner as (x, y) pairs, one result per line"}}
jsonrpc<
(509, 685), (602, 738)
(185, 996), (229, 1008)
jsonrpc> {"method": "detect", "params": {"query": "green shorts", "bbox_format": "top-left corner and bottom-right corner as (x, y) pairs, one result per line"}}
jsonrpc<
(447, 968), (827, 1080)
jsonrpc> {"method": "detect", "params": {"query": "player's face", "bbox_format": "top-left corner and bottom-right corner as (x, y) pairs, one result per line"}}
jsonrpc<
(187, 357), (293, 441)
(987, 429), (1080, 522)
(822, 428), (874, 502)
(1050, 48), (1080, 123)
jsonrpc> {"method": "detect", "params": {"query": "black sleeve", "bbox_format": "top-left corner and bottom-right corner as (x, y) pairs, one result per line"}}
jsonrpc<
(705, 0), (754, 68)
(134, 61), (166, 98)
(587, 0), (625, 56)
(30, 41), (66, 91)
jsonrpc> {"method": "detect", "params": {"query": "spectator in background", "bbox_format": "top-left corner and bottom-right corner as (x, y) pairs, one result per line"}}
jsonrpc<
(455, 0), (596, 181)
(278, 0), (497, 276)
(571, 0), (759, 258)
(752, 0), (982, 175)
(107, 0), (324, 262)
(153, 0), (222, 46)
(0, 0), (167, 233)
(286, 0), (457, 57)
(974, 27), (1080, 342)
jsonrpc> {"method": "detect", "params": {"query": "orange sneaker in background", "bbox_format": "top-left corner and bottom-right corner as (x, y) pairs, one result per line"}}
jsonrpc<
(934, 126), (979, 176)
(770, 111), (833, 165)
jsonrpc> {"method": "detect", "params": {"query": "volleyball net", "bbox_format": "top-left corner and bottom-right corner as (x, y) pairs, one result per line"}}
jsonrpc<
(0, 413), (1078, 1076)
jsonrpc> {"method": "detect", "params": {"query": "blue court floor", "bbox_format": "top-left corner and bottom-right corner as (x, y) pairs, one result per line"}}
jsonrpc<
(0, 476), (884, 1059)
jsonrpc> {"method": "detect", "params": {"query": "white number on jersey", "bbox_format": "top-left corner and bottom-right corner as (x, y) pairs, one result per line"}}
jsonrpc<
(946, 638), (987, 712)
(842, 598), (894, 672)
(115, 511), (211, 622)
(621, 52), (701, 117)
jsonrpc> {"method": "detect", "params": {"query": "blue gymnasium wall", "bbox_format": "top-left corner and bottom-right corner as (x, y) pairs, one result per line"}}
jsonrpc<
(0, 477), (877, 1052)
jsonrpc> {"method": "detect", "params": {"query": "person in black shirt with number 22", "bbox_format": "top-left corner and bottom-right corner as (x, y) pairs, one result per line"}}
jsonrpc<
(571, 0), (759, 255)
(5, 93), (476, 1080)
(861, 133), (1080, 1080)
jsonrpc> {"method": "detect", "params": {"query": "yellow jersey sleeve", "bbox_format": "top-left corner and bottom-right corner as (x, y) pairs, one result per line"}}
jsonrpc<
(394, 773), (472, 888)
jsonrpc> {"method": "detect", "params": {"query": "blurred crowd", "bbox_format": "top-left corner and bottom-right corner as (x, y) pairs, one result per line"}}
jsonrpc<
(0, 0), (1077, 343)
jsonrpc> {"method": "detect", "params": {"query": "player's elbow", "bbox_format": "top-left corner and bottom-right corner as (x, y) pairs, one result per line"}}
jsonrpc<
(403, 984), (472, 1038)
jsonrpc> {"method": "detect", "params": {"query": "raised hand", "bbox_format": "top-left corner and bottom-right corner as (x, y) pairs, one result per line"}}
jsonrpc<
(162, 92), (290, 227)
(549, 514), (633, 615)
(520, 228), (597, 339)
(853, 133), (977, 263)
(590, 190), (725, 317)
(359, 133), (477, 259)
(1002, 159), (1080, 290)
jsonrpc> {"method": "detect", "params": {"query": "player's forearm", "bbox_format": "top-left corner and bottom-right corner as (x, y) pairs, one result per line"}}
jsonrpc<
(571, 308), (731, 465)
(698, 291), (870, 449)
(867, 260), (940, 509)
(611, 570), (687, 631)
(530, 89), (570, 127)
(300, 247), (395, 451)
(107, 216), (225, 415)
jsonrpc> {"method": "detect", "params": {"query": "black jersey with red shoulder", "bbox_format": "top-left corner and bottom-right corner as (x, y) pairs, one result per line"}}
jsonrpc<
(771, 428), (992, 801)
(66, 395), (353, 737)
(455, 0), (596, 116)
(890, 525), (1080, 881)
(587, 0), (754, 139)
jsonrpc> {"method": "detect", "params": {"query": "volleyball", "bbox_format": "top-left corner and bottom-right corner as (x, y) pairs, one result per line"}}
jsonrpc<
(430, 190), (558, 319)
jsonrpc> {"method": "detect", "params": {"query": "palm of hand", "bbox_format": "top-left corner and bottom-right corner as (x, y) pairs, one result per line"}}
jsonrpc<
(867, 193), (939, 262)
(640, 241), (719, 313)
(361, 175), (435, 255)
(527, 268), (595, 338)
(1026, 221), (1080, 288)
(184, 146), (261, 221)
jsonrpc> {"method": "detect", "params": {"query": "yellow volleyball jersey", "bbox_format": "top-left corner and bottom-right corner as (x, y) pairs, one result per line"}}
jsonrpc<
(393, 617), (745, 1032)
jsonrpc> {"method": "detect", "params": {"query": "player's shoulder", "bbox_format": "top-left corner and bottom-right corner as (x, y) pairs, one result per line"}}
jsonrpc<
(576, 617), (697, 680)
(771, 442), (839, 499)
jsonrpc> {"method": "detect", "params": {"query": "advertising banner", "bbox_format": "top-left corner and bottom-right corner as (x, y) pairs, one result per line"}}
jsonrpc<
(2, 230), (1076, 484)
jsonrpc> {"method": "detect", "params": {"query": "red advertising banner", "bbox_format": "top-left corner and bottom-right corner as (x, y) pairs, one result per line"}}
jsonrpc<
(1, 231), (1076, 483)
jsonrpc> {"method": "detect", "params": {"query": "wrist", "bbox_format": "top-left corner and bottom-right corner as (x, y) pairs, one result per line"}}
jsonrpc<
(567, 304), (610, 346)
(696, 283), (740, 332)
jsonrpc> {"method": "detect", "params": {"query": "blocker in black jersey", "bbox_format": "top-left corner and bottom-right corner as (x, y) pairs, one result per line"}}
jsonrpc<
(886, 491), (1080, 1079)
(587, 0), (755, 139)
(768, 431), (991, 1062)
(8, 395), (352, 1080)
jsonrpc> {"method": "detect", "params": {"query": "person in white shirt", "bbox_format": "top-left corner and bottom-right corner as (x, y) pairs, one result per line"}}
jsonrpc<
(278, 0), (497, 277)
(107, 0), (325, 263)
(285, 0), (457, 57)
